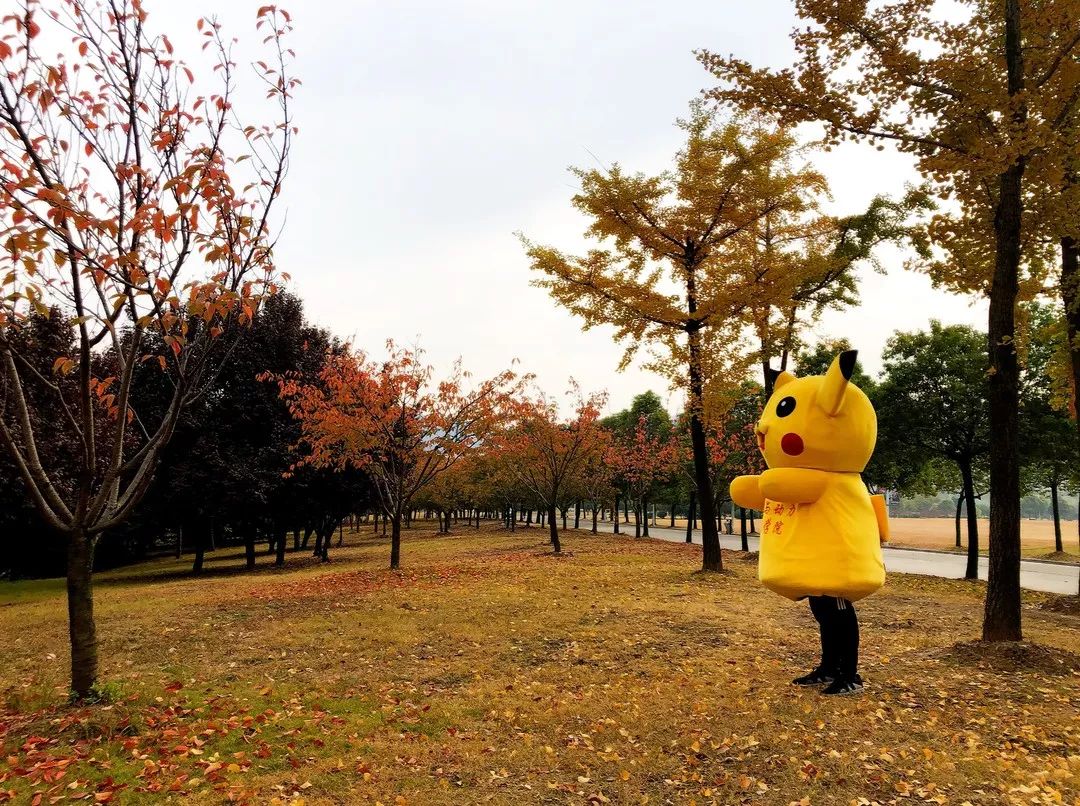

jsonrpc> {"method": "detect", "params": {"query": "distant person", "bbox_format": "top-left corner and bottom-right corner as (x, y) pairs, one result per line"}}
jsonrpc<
(730, 351), (889, 696)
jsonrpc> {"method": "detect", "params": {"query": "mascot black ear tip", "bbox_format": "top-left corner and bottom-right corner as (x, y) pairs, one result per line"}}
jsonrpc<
(839, 350), (858, 381)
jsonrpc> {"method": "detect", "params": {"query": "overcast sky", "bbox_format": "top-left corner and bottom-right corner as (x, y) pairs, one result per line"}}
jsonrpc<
(154, 0), (986, 415)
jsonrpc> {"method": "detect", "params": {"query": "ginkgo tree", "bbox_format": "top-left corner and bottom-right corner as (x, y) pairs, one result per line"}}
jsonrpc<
(0, 0), (297, 698)
(271, 342), (524, 569)
(524, 104), (821, 572)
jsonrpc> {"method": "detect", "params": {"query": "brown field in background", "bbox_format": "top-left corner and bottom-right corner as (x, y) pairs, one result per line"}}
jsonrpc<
(657, 514), (1080, 560)
(887, 517), (1077, 554)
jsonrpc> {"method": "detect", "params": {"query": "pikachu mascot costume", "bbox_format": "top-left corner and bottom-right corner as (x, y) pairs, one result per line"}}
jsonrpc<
(730, 351), (888, 696)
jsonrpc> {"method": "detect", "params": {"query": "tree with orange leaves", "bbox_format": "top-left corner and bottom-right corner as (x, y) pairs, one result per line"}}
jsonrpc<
(272, 342), (523, 570)
(607, 415), (683, 539)
(496, 385), (608, 554)
(0, 0), (296, 698)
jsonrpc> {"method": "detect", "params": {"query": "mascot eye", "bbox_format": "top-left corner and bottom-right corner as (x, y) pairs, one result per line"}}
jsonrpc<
(776, 396), (796, 418)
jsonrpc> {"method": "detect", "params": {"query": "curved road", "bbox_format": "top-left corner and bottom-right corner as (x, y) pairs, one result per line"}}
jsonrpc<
(592, 519), (1079, 595)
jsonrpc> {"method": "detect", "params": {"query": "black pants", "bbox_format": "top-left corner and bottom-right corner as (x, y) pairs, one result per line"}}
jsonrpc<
(808, 596), (859, 678)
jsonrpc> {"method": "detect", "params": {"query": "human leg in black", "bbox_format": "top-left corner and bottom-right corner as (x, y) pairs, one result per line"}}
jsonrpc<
(793, 596), (840, 685)
(822, 598), (863, 695)
(834, 598), (860, 680)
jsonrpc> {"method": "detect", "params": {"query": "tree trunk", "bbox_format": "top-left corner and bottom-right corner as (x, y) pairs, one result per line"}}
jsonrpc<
(245, 527), (256, 571)
(591, 503), (598, 534)
(67, 529), (98, 699)
(689, 404), (720, 571)
(192, 521), (207, 574)
(686, 491), (696, 543)
(670, 503), (676, 529)
(740, 508), (747, 546)
(613, 494), (620, 534)
(320, 524), (332, 561)
(274, 524), (286, 567)
(574, 501), (580, 529)
(562, 507), (568, 530)
(1051, 479), (1062, 553)
(293, 528), (300, 551)
(960, 460), (979, 581)
(955, 492), (963, 549)
(749, 510), (756, 533)
(740, 508), (749, 552)
(548, 503), (561, 553)
(983, 0), (1025, 642)
(642, 498), (650, 537)
(634, 503), (641, 538)
(390, 512), (402, 569)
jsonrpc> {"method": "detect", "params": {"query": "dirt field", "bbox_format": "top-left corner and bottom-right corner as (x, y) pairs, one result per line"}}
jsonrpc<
(888, 517), (1078, 558)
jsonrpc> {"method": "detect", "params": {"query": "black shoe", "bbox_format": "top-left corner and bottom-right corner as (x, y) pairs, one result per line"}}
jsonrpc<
(822, 674), (864, 696)
(792, 667), (836, 686)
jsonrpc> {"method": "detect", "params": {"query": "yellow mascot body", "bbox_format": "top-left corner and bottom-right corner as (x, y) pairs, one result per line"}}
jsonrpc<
(729, 351), (887, 602)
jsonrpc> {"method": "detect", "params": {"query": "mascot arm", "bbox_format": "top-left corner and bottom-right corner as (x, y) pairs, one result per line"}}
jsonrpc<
(729, 475), (766, 511)
(871, 493), (890, 543)
(759, 467), (830, 504)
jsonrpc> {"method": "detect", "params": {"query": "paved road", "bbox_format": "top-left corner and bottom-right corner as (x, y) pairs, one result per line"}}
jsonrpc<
(592, 519), (1080, 595)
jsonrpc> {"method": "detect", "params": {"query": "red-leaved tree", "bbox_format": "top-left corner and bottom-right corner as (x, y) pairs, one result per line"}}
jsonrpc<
(271, 342), (524, 569)
(607, 415), (683, 538)
(0, 0), (296, 697)
(496, 385), (608, 553)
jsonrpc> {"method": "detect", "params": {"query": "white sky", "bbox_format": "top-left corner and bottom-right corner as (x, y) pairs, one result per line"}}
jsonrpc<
(149, 0), (986, 415)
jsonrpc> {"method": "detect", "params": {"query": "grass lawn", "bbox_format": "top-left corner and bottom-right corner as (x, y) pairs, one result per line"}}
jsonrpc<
(1, 525), (1078, 805)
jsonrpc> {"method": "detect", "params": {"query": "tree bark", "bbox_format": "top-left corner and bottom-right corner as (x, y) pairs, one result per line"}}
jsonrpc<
(686, 491), (695, 543)
(574, 501), (580, 530)
(669, 503), (676, 529)
(1050, 479), (1062, 553)
(983, 0), (1025, 642)
(960, 460), (979, 581)
(613, 494), (620, 534)
(66, 529), (98, 699)
(634, 503), (641, 538)
(274, 524), (286, 567)
(688, 381), (721, 570)
(192, 521), (207, 574)
(548, 504), (561, 553)
(955, 492), (963, 549)
(244, 527), (256, 571)
(390, 512), (402, 569)
(591, 503), (598, 534)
